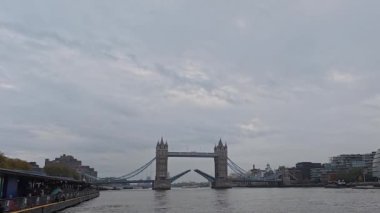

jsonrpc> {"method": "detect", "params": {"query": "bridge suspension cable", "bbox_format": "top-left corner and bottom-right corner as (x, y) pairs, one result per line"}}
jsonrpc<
(227, 158), (248, 175)
(227, 162), (246, 176)
(117, 157), (156, 180)
(81, 173), (100, 181)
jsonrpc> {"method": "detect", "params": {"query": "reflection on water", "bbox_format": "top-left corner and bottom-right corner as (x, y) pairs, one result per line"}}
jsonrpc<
(62, 188), (380, 213)
(214, 189), (231, 212)
(154, 191), (169, 213)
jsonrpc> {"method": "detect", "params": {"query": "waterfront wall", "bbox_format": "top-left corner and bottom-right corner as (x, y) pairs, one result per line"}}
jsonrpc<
(0, 191), (99, 213)
(14, 192), (99, 213)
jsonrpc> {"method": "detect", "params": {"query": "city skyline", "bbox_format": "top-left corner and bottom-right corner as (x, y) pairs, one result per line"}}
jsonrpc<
(1, 1), (380, 181)
(2, 139), (379, 182)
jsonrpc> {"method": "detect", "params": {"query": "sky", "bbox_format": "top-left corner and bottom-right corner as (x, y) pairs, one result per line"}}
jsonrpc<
(1, 0), (380, 181)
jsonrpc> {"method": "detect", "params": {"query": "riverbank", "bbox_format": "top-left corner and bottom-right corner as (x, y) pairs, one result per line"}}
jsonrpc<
(1, 190), (99, 213)
(11, 191), (99, 213)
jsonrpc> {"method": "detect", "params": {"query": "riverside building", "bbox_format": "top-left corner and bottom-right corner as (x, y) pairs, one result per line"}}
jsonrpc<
(330, 152), (376, 172)
(372, 149), (380, 179)
(45, 154), (98, 182)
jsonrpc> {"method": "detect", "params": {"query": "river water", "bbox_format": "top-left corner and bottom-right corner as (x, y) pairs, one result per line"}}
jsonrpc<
(62, 187), (380, 213)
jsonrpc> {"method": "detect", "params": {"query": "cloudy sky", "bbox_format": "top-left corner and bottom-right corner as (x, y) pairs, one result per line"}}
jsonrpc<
(1, 0), (380, 181)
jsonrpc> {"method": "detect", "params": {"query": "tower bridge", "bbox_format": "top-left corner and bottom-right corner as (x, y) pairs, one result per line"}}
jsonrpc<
(154, 138), (230, 190)
(95, 138), (282, 190)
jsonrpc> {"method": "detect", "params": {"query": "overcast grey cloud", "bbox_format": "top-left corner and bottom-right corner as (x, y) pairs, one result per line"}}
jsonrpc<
(1, 0), (380, 180)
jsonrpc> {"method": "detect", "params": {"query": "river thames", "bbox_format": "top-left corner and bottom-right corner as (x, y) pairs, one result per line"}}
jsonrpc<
(62, 188), (380, 213)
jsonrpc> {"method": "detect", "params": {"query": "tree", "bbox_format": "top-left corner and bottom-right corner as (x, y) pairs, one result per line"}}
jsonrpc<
(336, 168), (363, 182)
(0, 152), (7, 168)
(0, 152), (31, 170)
(44, 164), (80, 180)
(6, 158), (31, 170)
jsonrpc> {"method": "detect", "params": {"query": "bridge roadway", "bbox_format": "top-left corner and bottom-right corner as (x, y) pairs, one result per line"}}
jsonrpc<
(167, 152), (217, 158)
(97, 179), (153, 184)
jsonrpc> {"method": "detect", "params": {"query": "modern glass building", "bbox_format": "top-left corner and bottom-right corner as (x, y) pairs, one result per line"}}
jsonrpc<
(330, 152), (376, 172)
(372, 149), (380, 179)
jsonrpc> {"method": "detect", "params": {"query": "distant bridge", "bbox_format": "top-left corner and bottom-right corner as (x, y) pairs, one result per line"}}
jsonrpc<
(96, 179), (153, 184)
(95, 169), (192, 186)
(93, 138), (285, 189)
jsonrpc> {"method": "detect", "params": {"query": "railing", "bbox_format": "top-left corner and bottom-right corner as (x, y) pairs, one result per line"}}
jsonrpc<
(0, 189), (98, 212)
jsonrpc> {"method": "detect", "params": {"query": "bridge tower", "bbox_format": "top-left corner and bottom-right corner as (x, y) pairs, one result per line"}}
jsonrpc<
(213, 139), (231, 188)
(153, 138), (171, 190)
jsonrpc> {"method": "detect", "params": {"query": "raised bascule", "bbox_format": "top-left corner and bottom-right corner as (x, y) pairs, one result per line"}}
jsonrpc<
(153, 138), (231, 190)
